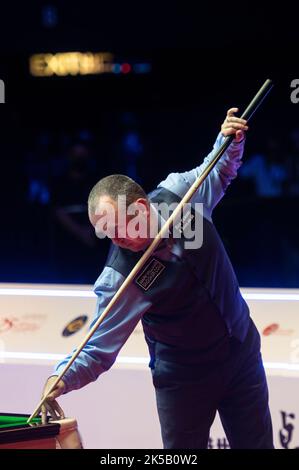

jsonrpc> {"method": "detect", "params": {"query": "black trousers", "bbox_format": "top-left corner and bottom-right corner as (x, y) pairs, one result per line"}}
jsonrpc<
(151, 319), (274, 449)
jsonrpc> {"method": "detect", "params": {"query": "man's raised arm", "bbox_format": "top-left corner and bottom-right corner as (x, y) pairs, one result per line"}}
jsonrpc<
(158, 108), (248, 218)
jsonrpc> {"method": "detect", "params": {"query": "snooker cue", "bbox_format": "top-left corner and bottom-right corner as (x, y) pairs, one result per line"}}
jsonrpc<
(28, 79), (273, 423)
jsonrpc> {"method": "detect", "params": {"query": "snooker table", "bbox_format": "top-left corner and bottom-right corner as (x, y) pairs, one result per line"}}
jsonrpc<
(0, 413), (82, 449)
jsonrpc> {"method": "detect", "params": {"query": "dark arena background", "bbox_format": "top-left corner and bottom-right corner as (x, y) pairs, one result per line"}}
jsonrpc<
(0, 1), (299, 454)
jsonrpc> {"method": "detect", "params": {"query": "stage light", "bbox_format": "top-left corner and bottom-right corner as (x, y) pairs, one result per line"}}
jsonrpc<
(121, 63), (131, 74)
(30, 52), (114, 77)
(134, 63), (152, 73)
(29, 53), (152, 77)
(112, 64), (121, 74)
(41, 5), (58, 28)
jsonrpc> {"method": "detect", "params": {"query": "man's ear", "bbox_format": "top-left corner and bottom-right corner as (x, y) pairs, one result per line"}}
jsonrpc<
(134, 198), (150, 215)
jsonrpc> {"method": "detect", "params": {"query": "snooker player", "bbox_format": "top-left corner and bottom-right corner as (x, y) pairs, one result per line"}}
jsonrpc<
(41, 108), (274, 449)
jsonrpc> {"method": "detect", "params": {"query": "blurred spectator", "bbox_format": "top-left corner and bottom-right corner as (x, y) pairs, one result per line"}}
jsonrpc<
(285, 128), (299, 196)
(118, 112), (144, 182)
(25, 131), (52, 205)
(50, 142), (104, 282)
(239, 137), (288, 197)
(24, 130), (71, 205)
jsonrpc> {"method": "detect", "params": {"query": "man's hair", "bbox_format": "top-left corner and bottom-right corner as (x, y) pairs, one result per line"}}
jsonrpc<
(88, 174), (148, 215)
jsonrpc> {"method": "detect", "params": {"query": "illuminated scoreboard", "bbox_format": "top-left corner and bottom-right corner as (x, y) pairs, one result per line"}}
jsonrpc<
(29, 52), (151, 77)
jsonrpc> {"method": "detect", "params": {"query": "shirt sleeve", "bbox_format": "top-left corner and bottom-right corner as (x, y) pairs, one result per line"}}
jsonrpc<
(54, 266), (152, 393)
(158, 132), (245, 218)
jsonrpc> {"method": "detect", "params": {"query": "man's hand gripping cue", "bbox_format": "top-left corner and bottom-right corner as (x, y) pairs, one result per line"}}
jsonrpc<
(221, 107), (249, 142)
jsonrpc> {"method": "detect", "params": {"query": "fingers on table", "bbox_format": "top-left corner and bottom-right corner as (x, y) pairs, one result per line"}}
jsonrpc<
(41, 399), (65, 424)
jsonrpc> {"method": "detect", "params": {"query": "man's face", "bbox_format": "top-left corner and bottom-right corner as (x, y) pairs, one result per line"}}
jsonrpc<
(89, 195), (151, 252)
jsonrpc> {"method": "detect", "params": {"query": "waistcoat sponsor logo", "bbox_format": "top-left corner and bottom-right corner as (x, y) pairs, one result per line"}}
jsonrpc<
(135, 258), (165, 291)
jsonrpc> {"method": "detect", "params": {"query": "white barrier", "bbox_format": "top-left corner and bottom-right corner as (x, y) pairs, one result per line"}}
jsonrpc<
(0, 284), (299, 448)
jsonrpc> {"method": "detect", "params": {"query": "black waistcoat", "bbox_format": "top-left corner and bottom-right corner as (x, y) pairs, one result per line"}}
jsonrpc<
(106, 187), (250, 365)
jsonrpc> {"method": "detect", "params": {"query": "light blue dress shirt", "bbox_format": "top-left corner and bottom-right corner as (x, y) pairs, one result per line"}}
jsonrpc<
(54, 133), (245, 392)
